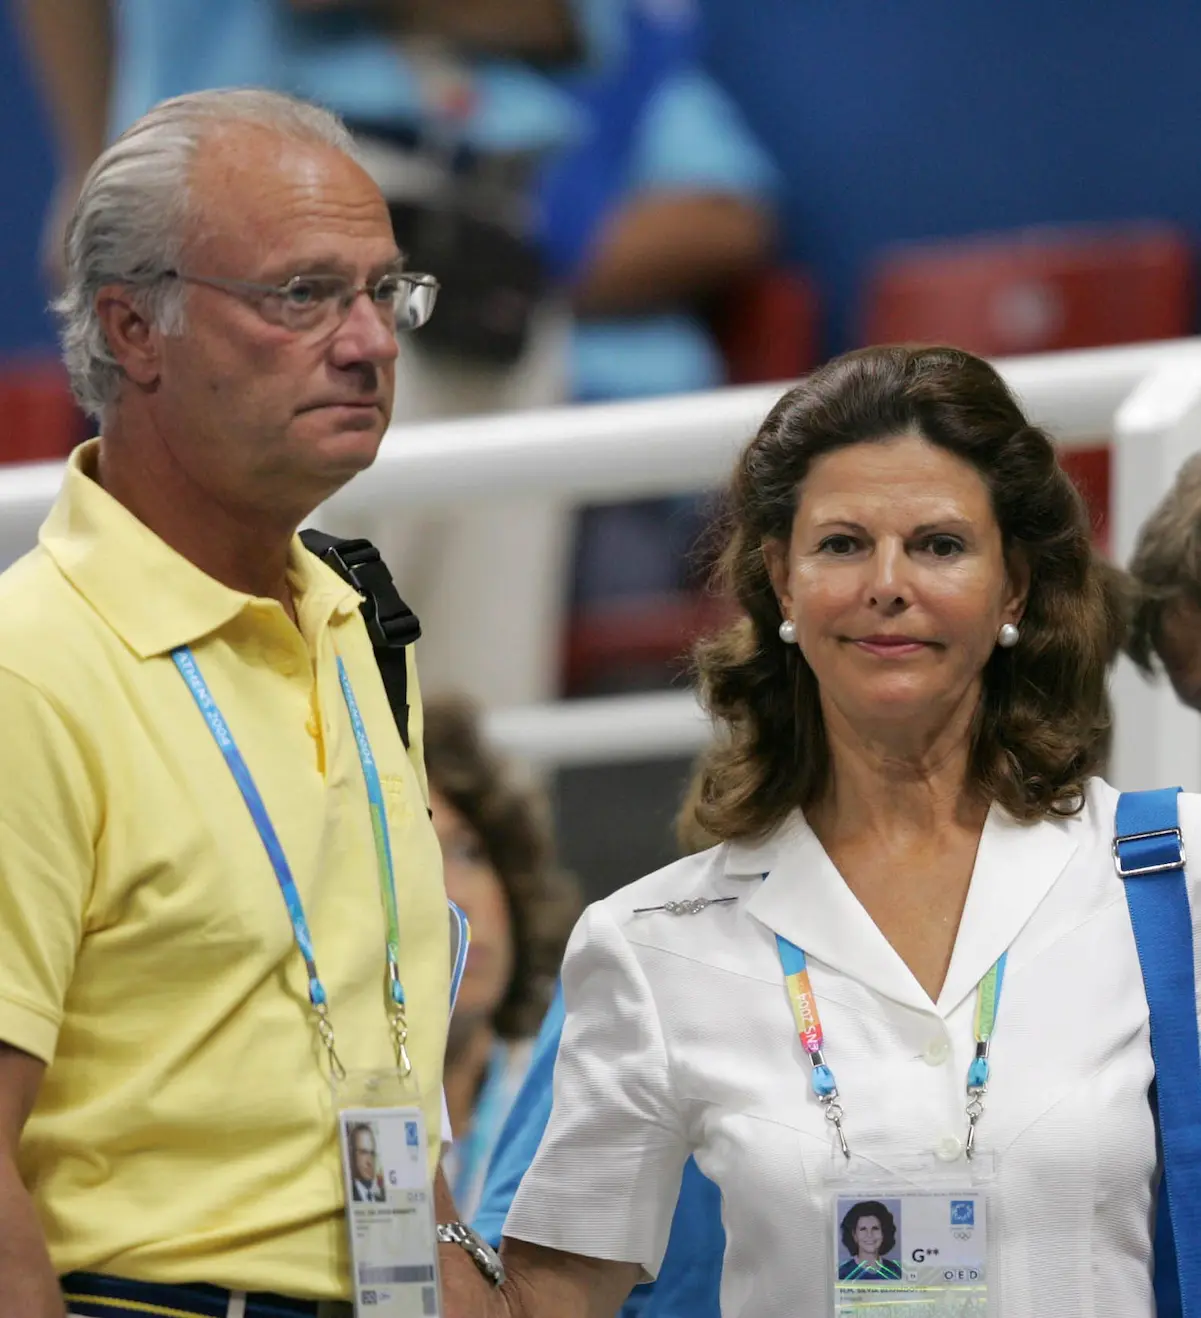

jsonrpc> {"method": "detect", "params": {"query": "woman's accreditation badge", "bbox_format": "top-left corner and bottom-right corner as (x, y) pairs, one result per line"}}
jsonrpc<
(831, 1188), (988, 1317)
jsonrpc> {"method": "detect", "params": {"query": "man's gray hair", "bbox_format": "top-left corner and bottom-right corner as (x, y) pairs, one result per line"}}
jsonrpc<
(55, 88), (360, 421)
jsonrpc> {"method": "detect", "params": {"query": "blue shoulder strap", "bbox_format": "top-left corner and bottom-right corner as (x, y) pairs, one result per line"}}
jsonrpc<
(1116, 787), (1201, 1318)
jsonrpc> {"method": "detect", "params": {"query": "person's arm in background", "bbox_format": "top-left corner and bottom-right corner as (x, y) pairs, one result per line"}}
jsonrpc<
(573, 69), (779, 315)
(0, 1047), (62, 1318)
(11, 0), (113, 285)
(287, 0), (580, 61)
(575, 196), (771, 316)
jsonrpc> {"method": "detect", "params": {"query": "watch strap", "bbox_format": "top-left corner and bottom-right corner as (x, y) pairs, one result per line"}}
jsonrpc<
(437, 1221), (506, 1287)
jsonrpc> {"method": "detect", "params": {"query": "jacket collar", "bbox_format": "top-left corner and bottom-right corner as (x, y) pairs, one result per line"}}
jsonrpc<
(39, 440), (362, 658)
(734, 803), (1080, 1017)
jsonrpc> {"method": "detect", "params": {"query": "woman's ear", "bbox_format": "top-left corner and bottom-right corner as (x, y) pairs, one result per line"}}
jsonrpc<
(762, 537), (792, 618)
(1003, 548), (1031, 626)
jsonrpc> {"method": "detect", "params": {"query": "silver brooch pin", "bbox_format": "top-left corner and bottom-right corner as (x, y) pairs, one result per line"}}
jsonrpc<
(633, 896), (739, 916)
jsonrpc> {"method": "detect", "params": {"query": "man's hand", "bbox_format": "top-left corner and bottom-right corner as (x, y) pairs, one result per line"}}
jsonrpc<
(434, 1166), (509, 1317)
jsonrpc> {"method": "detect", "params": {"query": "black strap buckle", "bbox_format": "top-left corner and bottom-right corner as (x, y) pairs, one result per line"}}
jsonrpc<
(313, 537), (421, 651)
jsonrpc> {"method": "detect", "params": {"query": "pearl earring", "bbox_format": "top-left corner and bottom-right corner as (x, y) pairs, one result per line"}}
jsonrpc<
(778, 618), (797, 645)
(997, 622), (1020, 649)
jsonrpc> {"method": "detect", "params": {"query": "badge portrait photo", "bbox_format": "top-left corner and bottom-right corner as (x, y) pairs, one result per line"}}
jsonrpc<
(344, 1119), (388, 1204)
(836, 1198), (904, 1283)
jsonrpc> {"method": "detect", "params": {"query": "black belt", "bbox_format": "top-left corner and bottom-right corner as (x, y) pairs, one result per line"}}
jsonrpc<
(61, 1271), (353, 1318)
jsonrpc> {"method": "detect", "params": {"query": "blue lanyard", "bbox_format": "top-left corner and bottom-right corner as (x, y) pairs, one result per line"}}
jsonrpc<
(172, 645), (409, 1077)
(774, 927), (1007, 1159)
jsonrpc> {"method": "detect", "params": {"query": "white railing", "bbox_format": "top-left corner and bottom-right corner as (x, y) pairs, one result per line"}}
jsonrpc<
(5, 338), (1201, 787)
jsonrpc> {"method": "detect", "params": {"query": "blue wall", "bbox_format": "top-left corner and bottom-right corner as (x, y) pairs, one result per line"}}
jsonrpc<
(3, 0), (1200, 357)
(702, 0), (1201, 349)
(0, 7), (57, 355)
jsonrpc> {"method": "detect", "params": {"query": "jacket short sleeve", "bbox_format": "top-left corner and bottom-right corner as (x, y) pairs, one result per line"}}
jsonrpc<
(503, 902), (689, 1278)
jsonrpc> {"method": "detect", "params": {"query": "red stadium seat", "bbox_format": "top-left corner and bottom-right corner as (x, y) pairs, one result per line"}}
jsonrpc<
(562, 266), (822, 697)
(713, 265), (821, 386)
(0, 356), (90, 465)
(861, 222), (1194, 356)
(861, 223), (1197, 557)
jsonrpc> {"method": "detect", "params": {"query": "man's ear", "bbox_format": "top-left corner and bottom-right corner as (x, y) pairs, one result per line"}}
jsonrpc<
(94, 284), (163, 390)
(762, 537), (792, 619)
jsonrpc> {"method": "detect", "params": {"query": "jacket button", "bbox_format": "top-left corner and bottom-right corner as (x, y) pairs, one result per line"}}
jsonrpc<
(935, 1135), (964, 1162)
(923, 1037), (950, 1066)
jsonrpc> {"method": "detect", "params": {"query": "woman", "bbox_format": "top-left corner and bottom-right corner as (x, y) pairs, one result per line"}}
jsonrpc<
(466, 344), (1173, 1318)
(423, 697), (579, 1222)
(837, 1201), (901, 1282)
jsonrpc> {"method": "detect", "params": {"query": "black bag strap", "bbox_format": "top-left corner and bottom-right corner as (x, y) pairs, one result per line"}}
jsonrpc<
(300, 529), (421, 750)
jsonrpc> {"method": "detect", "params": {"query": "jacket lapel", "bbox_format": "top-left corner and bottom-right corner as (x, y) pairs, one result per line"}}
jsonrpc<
(740, 813), (932, 1014)
(935, 805), (1079, 1015)
(737, 805), (1080, 1018)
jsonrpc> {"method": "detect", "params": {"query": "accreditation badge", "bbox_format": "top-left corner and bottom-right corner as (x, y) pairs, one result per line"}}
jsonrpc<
(826, 1154), (993, 1317)
(335, 1069), (443, 1318)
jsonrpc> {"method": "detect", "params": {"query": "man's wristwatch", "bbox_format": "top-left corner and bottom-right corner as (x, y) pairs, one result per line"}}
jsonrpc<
(437, 1221), (506, 1287)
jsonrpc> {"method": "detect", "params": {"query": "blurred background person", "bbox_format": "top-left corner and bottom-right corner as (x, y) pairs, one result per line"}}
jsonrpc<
(423, 694), (580, 1222)
(15, 0), (778, 708)
(1126, 452), (1201, 711)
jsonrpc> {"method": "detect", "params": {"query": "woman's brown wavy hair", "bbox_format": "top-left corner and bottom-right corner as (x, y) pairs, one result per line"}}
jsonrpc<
(690, 344), (1126, 842)
(423, 696), (580, 1040)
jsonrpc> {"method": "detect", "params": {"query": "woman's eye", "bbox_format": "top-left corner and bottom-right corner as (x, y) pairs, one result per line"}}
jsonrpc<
(925, 535), (965, 558)
(818, 534), (859, 555)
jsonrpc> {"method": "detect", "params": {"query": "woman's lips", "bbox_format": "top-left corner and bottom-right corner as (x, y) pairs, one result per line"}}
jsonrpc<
(851, 636), (930, 657)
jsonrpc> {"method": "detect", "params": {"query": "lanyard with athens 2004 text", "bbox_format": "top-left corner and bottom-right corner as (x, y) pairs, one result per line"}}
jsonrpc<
(776, 933), (1007, 1159)
(171, 645), (412, 1080)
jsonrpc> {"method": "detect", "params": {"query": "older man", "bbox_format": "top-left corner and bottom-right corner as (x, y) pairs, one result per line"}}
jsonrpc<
(0, 90), (492, 1318)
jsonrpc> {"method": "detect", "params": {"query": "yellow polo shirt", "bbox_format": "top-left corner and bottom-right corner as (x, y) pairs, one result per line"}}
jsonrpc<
(0, 441), (449, 1300)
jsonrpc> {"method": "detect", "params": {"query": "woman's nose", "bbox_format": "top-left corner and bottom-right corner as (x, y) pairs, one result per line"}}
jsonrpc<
(866, 539), (908, 607)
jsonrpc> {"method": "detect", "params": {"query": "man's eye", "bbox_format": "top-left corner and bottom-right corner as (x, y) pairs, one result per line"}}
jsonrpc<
(372, 275), (402, 303)
(282, 279), (328, 307)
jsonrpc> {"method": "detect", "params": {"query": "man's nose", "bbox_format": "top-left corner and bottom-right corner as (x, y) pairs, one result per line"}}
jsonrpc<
(329, 292), (401, 367)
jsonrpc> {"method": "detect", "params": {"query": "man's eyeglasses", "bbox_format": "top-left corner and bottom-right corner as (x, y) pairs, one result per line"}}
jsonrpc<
(162, 267), (439, 336)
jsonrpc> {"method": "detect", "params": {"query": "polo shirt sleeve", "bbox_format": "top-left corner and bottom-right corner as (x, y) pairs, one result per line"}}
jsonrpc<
(0, 669), (96, 1065)
(625, 68), (780, 202)
(502, 903), (689, 1279)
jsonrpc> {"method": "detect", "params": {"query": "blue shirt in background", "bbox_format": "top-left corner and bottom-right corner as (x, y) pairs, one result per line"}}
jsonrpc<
(475, 985), (725, 1318)
(111, 0), (777, 403)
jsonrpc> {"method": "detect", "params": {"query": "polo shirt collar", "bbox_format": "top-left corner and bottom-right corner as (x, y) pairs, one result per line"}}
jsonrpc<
(733, 801), (1079, 1017)
(39, 440), (364, 658)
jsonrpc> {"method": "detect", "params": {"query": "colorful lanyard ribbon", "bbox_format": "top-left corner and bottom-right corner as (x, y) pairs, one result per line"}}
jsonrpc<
(172, 646), (411, 1079)
(775, 932), (1007, 1160)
